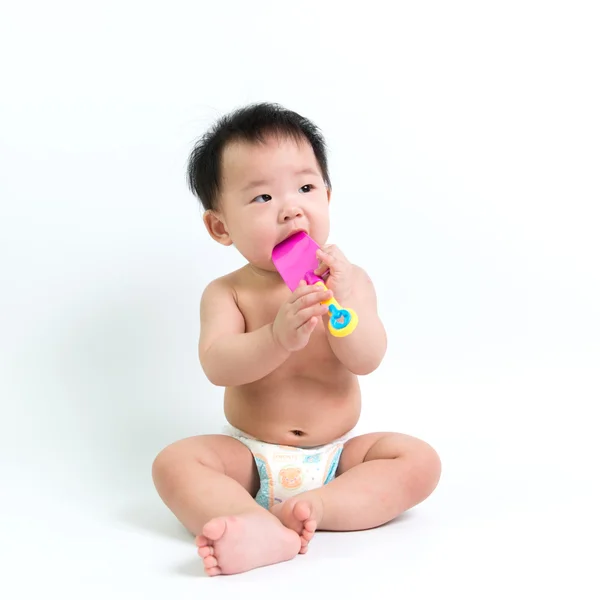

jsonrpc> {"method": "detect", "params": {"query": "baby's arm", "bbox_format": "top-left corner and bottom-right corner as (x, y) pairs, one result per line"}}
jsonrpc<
(324, 266), (387, 375)
(199, 279), (331, 386)
(199, 279), (290, 386)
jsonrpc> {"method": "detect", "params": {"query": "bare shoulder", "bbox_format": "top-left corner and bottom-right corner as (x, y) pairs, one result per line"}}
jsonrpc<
(201, 273), (235, 307)
(200, 267), (248, 306)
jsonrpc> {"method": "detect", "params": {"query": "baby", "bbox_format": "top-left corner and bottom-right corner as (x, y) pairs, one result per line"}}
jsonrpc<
(152, 103), (441, 576)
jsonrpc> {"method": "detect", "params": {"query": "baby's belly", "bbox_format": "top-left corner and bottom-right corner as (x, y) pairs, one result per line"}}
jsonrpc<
(224, 374), (361, 447)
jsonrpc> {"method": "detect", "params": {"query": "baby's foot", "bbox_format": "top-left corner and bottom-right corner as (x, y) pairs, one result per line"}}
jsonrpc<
(195, 512), (301, 576)
(270, 495), (324, 554)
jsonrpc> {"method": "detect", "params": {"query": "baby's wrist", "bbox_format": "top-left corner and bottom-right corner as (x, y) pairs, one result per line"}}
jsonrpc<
(269, 322), (292, 356)
(330, 285), (355, 307)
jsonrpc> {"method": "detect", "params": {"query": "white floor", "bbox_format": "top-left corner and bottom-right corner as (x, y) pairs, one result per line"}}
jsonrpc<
(2, 361), (598, 600)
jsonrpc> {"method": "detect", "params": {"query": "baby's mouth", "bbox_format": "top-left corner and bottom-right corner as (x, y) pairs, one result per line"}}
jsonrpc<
(277, 228), (308, 247)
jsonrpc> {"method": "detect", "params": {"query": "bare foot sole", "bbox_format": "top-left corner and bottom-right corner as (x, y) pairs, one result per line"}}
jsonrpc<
(195, 512), (301, 576)
(270, 496), (323, 554)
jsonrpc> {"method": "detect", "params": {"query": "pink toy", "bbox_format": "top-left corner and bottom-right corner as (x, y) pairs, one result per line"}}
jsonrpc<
(272, 232), (358, 337)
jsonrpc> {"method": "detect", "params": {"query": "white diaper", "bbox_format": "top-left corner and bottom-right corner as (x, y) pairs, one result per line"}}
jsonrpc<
(223, 425), (351, 509)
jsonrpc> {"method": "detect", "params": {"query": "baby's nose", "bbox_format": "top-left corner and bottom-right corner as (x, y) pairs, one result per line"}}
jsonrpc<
(281, 204), (304, 221)
(283, 208), (302, 220)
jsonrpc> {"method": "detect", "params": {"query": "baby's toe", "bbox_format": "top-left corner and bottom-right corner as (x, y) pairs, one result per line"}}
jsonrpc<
(197, 544), (214, 559)
(203, 555), (219, 569)
(292, 500), (312, 522)
(304, 519), (317, 534)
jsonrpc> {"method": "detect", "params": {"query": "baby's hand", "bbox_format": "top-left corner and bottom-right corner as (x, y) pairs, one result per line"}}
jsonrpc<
(314, 245), (354, 304)
(272, 281), (333, 352)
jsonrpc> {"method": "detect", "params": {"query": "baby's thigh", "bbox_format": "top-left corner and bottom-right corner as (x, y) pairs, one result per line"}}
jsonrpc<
(153, 434), (259, 495)
(337, 432), (440, 474)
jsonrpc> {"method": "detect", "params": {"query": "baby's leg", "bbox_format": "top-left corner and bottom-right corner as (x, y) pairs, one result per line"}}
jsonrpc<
(152, 435), (300, 575)
(273, 433), (441, 533)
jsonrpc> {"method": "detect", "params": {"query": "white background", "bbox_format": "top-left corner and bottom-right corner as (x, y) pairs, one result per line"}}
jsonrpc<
(1, 0), (599, 598)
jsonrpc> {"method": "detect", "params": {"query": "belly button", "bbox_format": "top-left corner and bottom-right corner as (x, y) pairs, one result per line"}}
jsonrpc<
(291, 430), (304, 437)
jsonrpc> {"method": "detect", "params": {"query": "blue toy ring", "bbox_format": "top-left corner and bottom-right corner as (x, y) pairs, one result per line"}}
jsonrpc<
(329, 306), (351, 330)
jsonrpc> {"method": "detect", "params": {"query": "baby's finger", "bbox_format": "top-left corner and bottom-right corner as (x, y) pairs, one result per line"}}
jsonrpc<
(299, 316), (319, 337)
(297, 279), (307, 288)
(289, 283), (327, 304)
(286, 283), (312, 304)
(316, 248), (336, 267)
(294, 302), (329, 327)
(314, 261), (326, 274)
(292, 288), (332, 311)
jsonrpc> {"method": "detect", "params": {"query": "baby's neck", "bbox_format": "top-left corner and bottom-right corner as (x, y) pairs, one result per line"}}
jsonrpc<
(246, 263), (285, 287)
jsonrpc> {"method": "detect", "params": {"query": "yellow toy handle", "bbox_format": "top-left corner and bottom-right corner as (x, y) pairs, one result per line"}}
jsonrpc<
(314, 281), (358, 337)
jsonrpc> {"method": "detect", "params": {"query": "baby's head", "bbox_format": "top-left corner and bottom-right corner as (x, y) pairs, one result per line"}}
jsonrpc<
(187, 103), (332, 271)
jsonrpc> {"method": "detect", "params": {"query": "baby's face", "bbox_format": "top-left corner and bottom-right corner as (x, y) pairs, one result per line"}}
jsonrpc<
(213, 135), (331, 271)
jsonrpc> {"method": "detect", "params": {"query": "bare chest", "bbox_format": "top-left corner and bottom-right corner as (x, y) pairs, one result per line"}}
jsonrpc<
(237, 286), (337, 374)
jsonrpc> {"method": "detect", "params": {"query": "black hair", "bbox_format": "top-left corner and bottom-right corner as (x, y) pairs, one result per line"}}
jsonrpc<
(186, 102), (331, 211)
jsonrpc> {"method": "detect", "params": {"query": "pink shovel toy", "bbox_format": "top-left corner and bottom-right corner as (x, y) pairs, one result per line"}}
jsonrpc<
(272, 231), (358, 337)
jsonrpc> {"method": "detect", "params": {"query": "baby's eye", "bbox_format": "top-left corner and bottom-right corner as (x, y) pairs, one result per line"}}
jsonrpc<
(252, 194), (272, 203)
(299, 184), (314, 193)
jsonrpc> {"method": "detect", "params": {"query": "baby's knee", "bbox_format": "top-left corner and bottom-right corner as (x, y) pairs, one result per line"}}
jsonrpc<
(152, 440), (194, 485)
(151, 443), (180, 488)
(415, 438), (441, 468)
(411, 440), (442, 496)
(151, 436), (227, 488)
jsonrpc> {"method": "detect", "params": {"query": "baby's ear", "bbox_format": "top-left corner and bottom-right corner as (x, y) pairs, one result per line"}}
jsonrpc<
(326, 187), (331, 204)
(203, 210), (233, 246)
